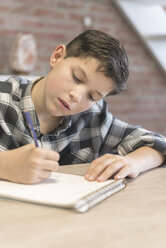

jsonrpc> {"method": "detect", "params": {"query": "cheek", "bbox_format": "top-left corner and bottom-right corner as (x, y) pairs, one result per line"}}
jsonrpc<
(49, 69), (72, 92)
(47, 74), (65, 93)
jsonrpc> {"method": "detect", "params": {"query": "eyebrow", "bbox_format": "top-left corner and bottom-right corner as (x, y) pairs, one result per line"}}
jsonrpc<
(75, 66), (103, 98)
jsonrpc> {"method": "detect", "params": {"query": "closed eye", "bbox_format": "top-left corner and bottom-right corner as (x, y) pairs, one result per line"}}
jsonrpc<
(88, 94), (95, 101)
(88, 90), (102, 102)
(72, 72), (82, 84)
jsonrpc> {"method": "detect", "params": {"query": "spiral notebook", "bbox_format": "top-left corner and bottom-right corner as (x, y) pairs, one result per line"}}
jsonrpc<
(0, 172), (126, 213)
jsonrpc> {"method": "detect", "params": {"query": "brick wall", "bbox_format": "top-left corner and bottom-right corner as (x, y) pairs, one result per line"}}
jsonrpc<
(0, 0), (166, 135)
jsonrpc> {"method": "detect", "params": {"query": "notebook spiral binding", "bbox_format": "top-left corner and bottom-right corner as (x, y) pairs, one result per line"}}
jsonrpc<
(75, 179), (126, 213)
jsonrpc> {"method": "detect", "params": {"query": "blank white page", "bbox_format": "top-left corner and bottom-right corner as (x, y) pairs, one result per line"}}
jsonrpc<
(0, 173), (114, 207)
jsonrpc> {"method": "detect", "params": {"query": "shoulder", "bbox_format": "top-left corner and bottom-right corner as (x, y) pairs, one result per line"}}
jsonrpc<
(0, 75), (30, 94)
(0, 76), (33, 109)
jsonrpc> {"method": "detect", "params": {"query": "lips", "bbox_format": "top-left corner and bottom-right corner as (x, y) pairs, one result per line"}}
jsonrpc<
(58, 98), (70, 111)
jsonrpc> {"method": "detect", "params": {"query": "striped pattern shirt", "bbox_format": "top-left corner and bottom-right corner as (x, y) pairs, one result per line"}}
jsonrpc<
(0, 76), (166, 165)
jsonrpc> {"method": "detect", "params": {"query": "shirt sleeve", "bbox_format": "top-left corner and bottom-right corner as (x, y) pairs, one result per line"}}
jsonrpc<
(117, 122), (166, 156)
(98, 101), (166, 157)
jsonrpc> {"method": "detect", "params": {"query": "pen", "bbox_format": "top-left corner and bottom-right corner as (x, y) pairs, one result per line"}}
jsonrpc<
(24, 111), (39, 147)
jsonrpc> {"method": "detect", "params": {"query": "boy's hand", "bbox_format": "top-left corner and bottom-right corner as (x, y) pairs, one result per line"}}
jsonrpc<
(85, 154), (139, 182)
(0, 144), (59, 184)
(85, 147), (164, 182)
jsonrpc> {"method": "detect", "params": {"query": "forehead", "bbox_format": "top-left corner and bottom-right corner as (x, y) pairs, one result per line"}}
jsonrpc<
(70, 57), (114, 95)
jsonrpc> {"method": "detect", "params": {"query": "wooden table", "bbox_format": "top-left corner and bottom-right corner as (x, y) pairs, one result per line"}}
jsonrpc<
(1, 164), (166, 248)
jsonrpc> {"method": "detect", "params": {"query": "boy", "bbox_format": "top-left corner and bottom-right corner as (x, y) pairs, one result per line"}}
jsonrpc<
(0, 29), (165, 184)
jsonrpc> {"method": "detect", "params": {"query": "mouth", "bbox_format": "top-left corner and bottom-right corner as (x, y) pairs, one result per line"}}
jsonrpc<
(58, 98), (70, 111)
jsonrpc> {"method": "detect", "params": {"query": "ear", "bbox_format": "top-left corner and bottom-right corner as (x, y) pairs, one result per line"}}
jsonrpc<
(50, 44), (66, 67)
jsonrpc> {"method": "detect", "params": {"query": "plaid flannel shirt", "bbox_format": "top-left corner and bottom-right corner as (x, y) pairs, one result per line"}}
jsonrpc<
(0, 76), (166, 165)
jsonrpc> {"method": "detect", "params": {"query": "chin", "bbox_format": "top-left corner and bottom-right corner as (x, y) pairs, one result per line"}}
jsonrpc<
(47, 106), (59, 117)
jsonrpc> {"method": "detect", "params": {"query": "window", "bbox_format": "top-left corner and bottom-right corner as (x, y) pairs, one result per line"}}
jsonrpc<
(113, 0), (166, 74)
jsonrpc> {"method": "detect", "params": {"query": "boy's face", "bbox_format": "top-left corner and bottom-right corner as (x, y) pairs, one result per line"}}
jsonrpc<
(44, 45), (114, 117)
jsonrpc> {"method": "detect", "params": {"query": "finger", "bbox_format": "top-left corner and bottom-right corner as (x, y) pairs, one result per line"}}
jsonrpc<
(42, 160), (59, 172)
(85, 155), (118, 180)
(33, 148), (60, 161)
(85, 156), (109, 174)
(96, 160), (125, 182)
(45, 151), (60, 161)
(85, 162), (110, 181)
(114, 165), (130, 180)
(39, 170), (52, 180)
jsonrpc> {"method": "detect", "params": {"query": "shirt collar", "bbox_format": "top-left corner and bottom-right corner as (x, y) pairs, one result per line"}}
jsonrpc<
(20, 78), (41, 134)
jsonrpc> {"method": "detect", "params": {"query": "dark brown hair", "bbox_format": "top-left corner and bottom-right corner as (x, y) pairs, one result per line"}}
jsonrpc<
(65, 29), (129, 95)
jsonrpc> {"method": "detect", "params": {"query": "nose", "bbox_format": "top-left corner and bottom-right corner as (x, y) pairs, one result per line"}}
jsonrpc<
(69, 85), (86, 103)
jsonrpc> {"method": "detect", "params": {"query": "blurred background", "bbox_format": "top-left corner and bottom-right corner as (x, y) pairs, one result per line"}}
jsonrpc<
(0, 0), (166, 135)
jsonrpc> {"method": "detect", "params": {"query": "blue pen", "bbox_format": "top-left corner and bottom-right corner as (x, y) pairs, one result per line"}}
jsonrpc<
(24, 111), (39, 147)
